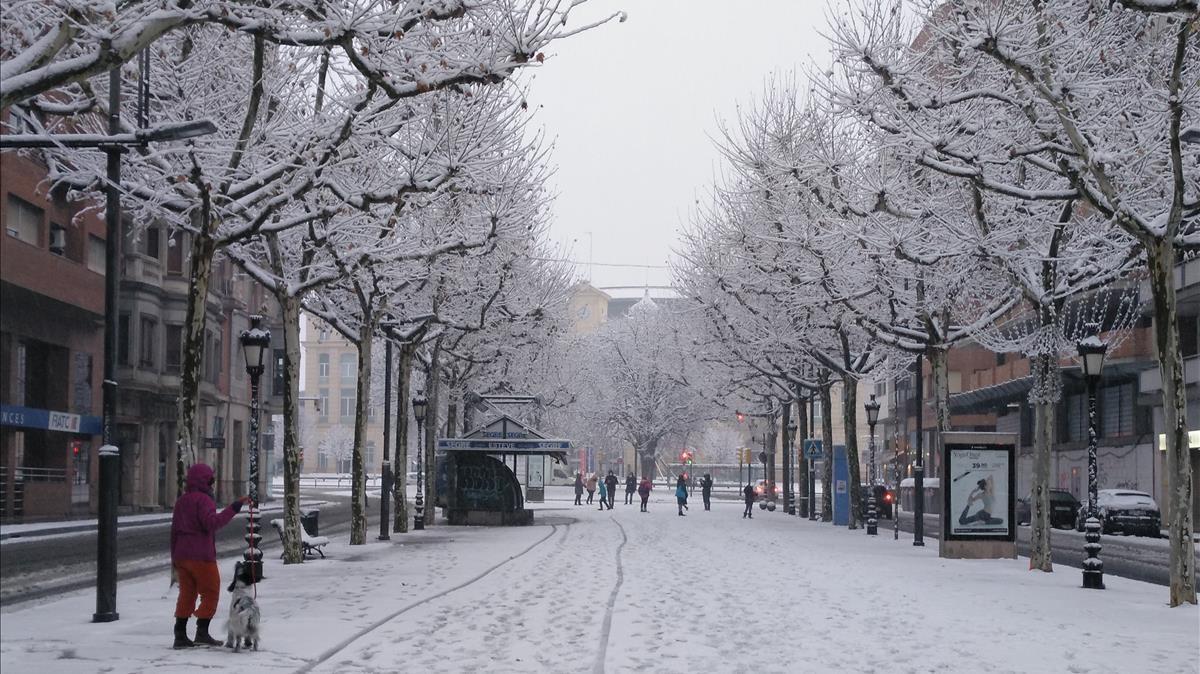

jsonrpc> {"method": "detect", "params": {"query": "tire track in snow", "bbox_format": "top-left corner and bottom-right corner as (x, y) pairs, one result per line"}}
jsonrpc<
(295, 523), (562, 674)
(592, 516), (629, 674)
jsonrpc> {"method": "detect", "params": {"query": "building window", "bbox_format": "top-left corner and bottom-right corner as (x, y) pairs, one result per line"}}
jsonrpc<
(87, 235), (106, 274)
(340, 353), (355, 380)
(139, 316), (157, 369)
(1101, 383), (1134, 438)
(210, 335), (222, 383)
(143, 225), (161, 260)
(318, 388), (330, 421)
(340, 388), (355, 420)
(164, 324), (183, 374)
(118, 314), (131, 365)
(49, 222), (67, 256)
(318, 353), (330, 382)
(1065, 393), (1087, 443)
(365, 441), (376, 469)
(166, 230), (185, 275)
(5, 194), (42, 246)
(272, 349), (285, 396)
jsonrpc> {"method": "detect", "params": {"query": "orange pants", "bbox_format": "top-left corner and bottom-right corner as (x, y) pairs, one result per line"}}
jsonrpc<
(174, 559), (221, 619)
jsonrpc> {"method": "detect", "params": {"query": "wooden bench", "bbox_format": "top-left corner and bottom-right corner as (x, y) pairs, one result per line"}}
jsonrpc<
(270, 519), (330, 559)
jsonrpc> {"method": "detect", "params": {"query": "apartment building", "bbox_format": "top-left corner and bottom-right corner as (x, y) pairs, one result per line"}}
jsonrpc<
(1, 150), (283, 519)
(298, 317), (383, 475)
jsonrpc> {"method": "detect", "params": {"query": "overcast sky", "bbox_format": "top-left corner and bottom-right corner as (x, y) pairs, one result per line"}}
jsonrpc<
(526, 1), (838, 294)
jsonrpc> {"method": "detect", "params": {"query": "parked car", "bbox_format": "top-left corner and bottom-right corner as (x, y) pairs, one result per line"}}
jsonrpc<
(859, 485), (894, 519)
(1015, 489), (1081, 528)
(1075, 489), (1161, 537)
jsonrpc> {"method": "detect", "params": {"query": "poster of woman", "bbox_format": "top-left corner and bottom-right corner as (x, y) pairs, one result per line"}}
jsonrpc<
(948, 447), (1010, 536)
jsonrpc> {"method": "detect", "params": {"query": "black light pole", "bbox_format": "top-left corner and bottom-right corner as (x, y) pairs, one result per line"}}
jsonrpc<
(808, 392), (818, 522)
(864, 394), (880, 536)
(913, 352), (926, 547)
(1078, 331), (1108, 590)
(787, 417), (798, 516)
(379, 337), (392, 541)
(412, 395), (427, 531)
(93, 67), (123, 624)
(239, 316), (270, 582)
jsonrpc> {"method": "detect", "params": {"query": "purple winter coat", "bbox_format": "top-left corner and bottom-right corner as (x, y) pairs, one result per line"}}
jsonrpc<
(171, 463), (239, 563)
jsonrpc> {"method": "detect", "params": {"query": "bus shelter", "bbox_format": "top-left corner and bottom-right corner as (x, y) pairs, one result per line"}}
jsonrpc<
(435, 415), (570, 526)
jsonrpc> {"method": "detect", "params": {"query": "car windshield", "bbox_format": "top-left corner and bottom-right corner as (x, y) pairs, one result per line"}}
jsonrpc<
(1049, 492), (1076, 502)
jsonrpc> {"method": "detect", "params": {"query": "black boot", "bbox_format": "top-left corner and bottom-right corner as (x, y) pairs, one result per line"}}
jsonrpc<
(194, 617), (222, 646)
(173, 617), (194, 649)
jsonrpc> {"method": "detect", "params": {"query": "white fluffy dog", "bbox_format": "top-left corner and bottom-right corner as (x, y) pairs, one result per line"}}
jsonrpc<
(224, 561), (261, 652)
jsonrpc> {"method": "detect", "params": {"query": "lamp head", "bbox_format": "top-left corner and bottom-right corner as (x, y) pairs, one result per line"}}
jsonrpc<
(864, 393), (881, 426)
(239, 314), (271, 376)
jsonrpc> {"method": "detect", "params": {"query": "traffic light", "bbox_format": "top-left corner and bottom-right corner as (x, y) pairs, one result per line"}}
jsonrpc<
(758, 451), (768, 464)
(736, 410), (745, 423)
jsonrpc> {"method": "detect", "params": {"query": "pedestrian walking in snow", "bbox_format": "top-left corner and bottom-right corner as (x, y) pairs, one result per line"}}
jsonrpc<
(743, 482), (756, 519)
(604, 471), (619, 510)
(676, 474), (689, 516)
(586, 473), (598, 504)
(171, 463), (250, 649)
(598, 478), (609, 510)
(700, 473), (713, 511)
(574, 473), (585, 506)
(625, 474), (636, 505)
(638, 477), (652, 512)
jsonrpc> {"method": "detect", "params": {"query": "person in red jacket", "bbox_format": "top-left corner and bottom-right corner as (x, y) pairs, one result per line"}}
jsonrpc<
(171, 462), (249, 649)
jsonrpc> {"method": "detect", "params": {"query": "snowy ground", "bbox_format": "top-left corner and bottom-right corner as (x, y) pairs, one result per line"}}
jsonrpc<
(1, 486), (1196, 674)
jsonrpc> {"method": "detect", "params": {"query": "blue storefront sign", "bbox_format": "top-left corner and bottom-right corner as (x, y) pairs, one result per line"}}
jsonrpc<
(0, 404), (101, 435)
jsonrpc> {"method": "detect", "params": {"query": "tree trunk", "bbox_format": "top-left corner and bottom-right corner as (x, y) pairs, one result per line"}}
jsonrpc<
(640, 438), (658, 479)
(349, 328), (373, 545)
(929, 344), (952, 479)
(175, 222), (215, 498)
(446, 392), (458, 443)
(842, 373), (861, 529)
(1147, 239), (1196, 606)
(279, 296), (304, 563)
(393, 344), (412, 533)
(423, 343), (441, 525)
(1028, 353), (1056, 572)
(821, 379), (834, 522)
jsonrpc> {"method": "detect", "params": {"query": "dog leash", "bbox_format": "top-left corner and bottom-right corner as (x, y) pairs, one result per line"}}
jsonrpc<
(249, 500), (258, 600)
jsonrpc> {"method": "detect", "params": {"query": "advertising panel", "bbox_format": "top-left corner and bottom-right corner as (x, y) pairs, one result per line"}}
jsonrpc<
(944, 441), (1014, 540)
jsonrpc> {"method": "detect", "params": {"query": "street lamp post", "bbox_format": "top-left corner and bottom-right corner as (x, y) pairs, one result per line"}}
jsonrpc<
(379, 337), (392, 541)
(239, 315), (270, 582)
(787, 417), (798, 516)
(1077, 330), (1108, 590)
(412, 395), (428, 531)
(864, 394), (881, 536)
(81, 69), (216, 623)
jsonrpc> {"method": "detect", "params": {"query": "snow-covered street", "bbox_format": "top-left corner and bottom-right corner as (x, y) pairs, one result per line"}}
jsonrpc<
(1, 487), (1196, 674)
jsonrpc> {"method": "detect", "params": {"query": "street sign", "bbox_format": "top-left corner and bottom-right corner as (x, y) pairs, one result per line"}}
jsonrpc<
(204, 437), (226, 449)
(802, 439), (824, 460)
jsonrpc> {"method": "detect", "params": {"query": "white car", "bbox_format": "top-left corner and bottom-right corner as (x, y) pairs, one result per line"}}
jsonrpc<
(1076, 489), (1161, 537)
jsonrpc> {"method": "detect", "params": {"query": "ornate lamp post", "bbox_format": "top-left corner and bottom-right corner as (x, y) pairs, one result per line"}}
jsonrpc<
(787, 418), (798, 516)
(239, 315), (271, 581)
(1077, 331), (1108, 590)
(412, 395), (428, 531)
(864, 394), (881, 536)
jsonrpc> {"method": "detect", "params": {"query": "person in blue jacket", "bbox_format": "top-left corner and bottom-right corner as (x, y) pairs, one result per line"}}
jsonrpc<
(675, 474), (689, 516)
(598, 478), (608, 511)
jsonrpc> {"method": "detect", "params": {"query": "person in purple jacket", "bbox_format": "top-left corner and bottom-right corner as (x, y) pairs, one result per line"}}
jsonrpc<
(171, 463), (249, 649)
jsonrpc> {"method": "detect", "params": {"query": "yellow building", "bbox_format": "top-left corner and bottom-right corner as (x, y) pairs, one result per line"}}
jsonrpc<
(298, 317), (386, 475)
(567, 283), (610, 335)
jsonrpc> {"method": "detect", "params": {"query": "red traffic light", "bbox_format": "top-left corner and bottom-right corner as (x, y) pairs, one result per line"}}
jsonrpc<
(736, 411), (745, 423)
(884, 491), (893, 503)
